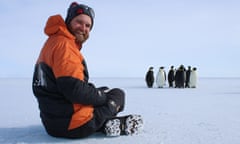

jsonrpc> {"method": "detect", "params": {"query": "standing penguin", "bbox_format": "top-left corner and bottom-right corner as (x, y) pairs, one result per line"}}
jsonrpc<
(189, 67), (198, 88)
(156, 66), (166, 88)
(167, 65), (175, 88)
(185, 66), (191, 88)
(175, 65), (186, 88)
(145, 67), (154, 88)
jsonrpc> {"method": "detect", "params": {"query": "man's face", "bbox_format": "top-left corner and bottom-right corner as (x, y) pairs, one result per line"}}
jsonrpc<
(68, 14), (92, 45)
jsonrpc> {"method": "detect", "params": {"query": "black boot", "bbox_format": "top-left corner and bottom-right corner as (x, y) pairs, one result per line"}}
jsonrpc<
(103, 114), (143, 136)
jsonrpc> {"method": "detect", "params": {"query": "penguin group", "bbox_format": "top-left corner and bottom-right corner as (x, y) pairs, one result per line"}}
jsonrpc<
(145, 65), (198, 88)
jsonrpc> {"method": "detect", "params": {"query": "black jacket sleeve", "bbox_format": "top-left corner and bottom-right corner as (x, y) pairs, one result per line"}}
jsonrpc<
(57, 76), (107, 106)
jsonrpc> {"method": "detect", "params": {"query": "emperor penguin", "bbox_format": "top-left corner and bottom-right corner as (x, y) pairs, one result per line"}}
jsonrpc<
(175, 65), (186, 88)
(167, 65), (175, 88)
(156, 66), (166, 88)
(145, 67), (154, 88)
(189, 67), (198, 88)
(185, 66), (191, 88)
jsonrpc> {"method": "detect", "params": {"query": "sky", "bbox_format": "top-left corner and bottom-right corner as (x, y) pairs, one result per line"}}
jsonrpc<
(0, 0), (240, 78)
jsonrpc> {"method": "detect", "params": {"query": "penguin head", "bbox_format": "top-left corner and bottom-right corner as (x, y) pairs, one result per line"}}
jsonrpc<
(149, 67), (154, 70)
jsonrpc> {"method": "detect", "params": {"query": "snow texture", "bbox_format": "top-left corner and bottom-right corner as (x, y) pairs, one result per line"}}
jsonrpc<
(0, 77), (240, 144)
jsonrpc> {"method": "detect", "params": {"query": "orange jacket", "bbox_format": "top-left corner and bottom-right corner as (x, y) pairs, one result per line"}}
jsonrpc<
(32, 15), (106, 132)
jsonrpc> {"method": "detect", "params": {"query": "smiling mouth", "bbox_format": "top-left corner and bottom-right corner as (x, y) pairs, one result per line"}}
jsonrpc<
(75, 32), (85, 37)
(76, 32), (84, 35)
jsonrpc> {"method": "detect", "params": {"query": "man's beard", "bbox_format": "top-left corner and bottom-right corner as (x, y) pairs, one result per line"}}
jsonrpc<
(74, 32), (89, 45)
(68, 26), (89, 45)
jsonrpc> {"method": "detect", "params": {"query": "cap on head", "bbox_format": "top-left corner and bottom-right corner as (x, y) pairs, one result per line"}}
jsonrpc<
(65, 2), (95, 30)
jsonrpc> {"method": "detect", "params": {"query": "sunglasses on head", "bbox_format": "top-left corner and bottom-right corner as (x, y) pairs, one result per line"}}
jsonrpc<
(75, 4), (95, 19)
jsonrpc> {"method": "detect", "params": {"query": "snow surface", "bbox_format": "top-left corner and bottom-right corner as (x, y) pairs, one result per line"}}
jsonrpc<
(0, 77), (240, 144)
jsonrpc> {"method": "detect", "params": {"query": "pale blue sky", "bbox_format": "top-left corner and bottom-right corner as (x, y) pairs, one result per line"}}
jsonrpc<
(0, 0), (240, 78)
